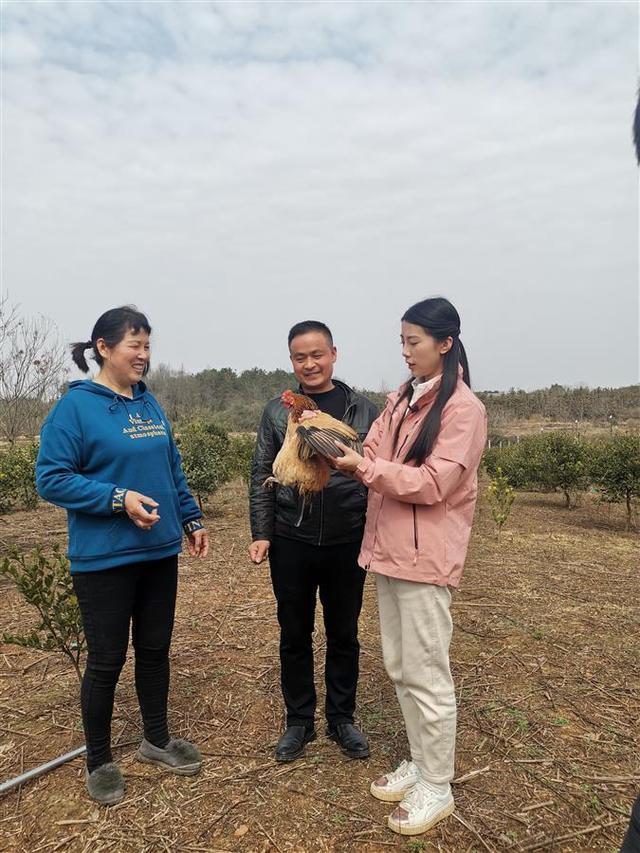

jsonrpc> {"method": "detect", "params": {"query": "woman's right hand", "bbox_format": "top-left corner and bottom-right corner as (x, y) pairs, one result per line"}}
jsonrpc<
(124, 491), (160, 529)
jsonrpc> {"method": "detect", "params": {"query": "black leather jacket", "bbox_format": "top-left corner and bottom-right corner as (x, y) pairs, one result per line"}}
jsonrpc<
(249, 380), (379, 546)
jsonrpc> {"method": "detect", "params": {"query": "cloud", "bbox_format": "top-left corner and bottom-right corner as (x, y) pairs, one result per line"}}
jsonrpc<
(1, 29), (42, 64)
(2, 1), (637, 391)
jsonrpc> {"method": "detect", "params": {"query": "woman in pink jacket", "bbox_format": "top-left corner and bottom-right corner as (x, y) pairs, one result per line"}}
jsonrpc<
(333, 297), (487, 836)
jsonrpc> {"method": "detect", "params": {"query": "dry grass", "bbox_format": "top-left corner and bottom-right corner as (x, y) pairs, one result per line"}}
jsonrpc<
(491, 418), (639, 439)
(0, 478), (638, 852)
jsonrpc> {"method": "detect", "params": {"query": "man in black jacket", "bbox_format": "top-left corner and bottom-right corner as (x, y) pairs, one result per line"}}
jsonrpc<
(249, 320), (379, 762)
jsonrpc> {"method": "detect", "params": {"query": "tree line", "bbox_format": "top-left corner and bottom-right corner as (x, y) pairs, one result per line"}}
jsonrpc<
(147, 365), (638, 435)
(0, 300), (637, 441)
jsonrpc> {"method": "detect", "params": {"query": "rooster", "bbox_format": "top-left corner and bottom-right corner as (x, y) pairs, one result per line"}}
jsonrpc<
(264, 390), (363, 500)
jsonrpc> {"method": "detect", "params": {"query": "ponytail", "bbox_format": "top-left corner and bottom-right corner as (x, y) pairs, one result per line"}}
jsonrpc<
(70, 340), (94, 373)
(392, 297), (472, 467)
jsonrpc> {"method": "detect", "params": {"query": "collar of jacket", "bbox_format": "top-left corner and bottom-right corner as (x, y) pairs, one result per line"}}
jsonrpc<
(391, 363), (465, 413)
(296, 377), (358, 404)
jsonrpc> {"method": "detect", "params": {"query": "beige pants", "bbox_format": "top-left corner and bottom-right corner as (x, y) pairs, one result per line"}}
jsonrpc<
(376, 573), (456, 785)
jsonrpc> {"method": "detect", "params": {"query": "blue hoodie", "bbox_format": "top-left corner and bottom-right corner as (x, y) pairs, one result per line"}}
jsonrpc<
(36, 380), (202, 573)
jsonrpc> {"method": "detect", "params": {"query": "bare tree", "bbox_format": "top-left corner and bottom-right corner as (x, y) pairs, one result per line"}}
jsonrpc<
(0, 299), (68, 443)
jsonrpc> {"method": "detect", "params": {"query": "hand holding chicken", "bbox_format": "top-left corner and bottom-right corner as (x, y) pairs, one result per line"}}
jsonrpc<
(263, 390), (363, 500)
(331, 441), (364, 473)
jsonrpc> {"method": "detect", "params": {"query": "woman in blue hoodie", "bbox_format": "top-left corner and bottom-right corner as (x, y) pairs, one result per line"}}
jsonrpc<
(36, 306), (209, 805)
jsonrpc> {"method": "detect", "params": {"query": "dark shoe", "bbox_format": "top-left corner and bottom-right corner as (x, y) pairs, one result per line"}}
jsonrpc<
(327, 722), (370, 759)
(275, 725), (316, 762)
(85, 762), (125, 806)
(136, 738), (202, 776)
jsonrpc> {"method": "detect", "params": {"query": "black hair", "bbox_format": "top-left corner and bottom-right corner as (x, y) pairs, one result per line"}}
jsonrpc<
(287, 320), (334, 348)
(70, 306), (152, 373)
(393, 296), (470, 466)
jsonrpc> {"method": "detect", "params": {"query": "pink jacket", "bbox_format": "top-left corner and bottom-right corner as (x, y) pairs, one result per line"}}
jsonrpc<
(355, 372), (487, 587)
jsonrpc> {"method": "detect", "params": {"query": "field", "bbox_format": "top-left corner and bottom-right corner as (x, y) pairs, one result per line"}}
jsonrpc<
(0, 477), (638, 852)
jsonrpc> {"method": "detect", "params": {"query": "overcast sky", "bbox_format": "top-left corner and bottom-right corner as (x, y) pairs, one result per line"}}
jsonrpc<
(2, 1), (638, 392)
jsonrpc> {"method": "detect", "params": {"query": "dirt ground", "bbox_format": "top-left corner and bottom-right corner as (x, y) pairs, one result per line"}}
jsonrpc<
(0, 478), (638, 853)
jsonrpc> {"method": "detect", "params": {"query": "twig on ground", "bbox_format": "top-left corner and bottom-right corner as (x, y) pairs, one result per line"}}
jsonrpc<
(256, 821), (282, 852)
(196, 798), (247, 840)
(452, 810), (496, 852)
(453, 765), (491, 785)
(520, 817), (628, 851)
(518, 800), (555, 813)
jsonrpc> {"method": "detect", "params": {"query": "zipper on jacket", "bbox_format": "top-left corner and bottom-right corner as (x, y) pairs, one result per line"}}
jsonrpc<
(396, 406), (424, 459)
(397, 433), (410, 458)
(294, 498), (306, 528)
(412, 504), (419, 565)
(342, 402), (355, 424)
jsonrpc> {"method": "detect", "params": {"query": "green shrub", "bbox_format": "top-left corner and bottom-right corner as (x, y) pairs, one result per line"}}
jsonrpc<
(228, 434), (257, 487)
(590, 433), (640, 530)
(0, 440), (38, 513)
(0, 546), (85, 680)
(484, 433), (590, 507)
(484, 442), (532, 489)
(534, 432), (591, 507)
(177, 419), (232, 510)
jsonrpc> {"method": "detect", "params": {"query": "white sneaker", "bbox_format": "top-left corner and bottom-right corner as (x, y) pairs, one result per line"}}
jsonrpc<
(388, 783), (455, 835)
(370, 759), (420, 802)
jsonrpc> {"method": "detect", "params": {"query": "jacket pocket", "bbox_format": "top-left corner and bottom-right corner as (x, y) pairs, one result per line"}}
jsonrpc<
(275, 484), (298, 510)
(275, 485), (303, 525)
(412, 504), (419, 564)
(68, 513), (113, 559)
(109, 489), (181, 553)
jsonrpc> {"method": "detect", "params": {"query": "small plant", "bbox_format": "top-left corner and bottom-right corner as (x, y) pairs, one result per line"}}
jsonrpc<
(0, 546), (85, 680)
(506, 707), (529, 733)
(406, 840), (428, 852)
(552, 716), (570, 727)
(532, 628), (544, 640)
(483, 702), (499, 714)
(361, 707), (384, 727)
(587, 794), (602, 814)
(486, 467), (515, 534)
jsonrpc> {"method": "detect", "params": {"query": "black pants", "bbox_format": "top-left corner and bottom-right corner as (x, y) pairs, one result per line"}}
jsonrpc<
(72, 556), (178, 772)
(621, 795), (640, 852)
(269, 537), (366, 729)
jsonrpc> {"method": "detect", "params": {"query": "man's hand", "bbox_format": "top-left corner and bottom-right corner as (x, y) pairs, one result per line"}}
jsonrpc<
(124, 491), (160, 529)
(249, 539), (271, 564)
(187, 528), (209, 558)
(332, 441), (364, 474)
